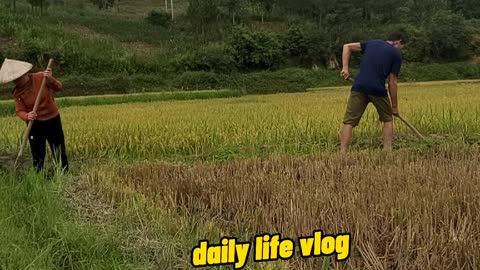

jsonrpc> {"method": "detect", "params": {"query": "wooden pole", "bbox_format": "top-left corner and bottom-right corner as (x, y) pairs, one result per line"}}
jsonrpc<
(396, 115), (425, 140)
(14, 59), (54, 170)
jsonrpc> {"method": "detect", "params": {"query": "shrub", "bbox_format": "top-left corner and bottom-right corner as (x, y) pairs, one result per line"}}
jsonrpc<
(90, 0), (115, 10)
(227, 26), (284, 71)
(402, 26), (431, 63)
(400, 63), (480, 81)
(171, 43), (237, 73)
(426, 11), (472, 61)
(282, 26), (327, 67)
(171, 71), (231, 90)
(146, 10), (170, 27)
(237, 68), (346, 94)
(55, 74), (156, 96)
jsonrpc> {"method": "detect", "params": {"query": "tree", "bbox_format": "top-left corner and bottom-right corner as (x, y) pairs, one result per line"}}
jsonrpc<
(163, 0), (174, 21)
(227, 27), (284, 70)
(146, 10), (171, 27)
(427, 10), (472, 60)
(187, 0), (221, 34)
(249, 0), (276, 23)
(406, 0), (448, 21)
(444, 0), (480, 18)
(27, 0), (49, 14)
(283, 26), (328, 66)
(220, 0), (246, 24)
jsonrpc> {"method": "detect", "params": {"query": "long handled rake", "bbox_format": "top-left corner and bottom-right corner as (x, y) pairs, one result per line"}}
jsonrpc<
(395, 115), (425, 140)
(14, 59), (54, 170)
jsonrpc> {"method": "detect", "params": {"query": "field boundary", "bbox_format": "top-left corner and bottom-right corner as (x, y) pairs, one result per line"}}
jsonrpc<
(0, 89), (241, 118)
(306, 79), (480, 92)
(3, 79), (479, 118)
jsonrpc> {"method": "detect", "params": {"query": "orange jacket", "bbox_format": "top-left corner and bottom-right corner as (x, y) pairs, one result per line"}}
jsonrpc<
(12, 72), (63, 121)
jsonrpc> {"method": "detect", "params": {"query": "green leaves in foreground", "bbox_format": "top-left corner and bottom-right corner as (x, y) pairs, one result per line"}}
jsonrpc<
(0, 170), (149, 269)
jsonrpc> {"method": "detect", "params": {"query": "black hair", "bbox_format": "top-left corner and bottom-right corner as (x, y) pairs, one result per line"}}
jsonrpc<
(387, 32), (407, 44)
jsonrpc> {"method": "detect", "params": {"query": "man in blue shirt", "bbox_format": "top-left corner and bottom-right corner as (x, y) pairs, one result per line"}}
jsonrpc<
(340, 33), (406, 152)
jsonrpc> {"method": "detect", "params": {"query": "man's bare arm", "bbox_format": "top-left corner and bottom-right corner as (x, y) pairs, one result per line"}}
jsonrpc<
(341, 43), (362, 79)
(388, 73), (399, 116)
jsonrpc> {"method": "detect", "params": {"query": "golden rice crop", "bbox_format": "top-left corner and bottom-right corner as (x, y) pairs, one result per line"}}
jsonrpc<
(1, 82), (479, 161)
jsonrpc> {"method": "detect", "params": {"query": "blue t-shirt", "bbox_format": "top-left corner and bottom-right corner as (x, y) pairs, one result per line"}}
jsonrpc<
(352, 40), (402, 97)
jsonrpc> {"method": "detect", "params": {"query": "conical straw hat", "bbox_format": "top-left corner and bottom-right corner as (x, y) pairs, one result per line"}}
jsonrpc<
(0, 59), (33, 84)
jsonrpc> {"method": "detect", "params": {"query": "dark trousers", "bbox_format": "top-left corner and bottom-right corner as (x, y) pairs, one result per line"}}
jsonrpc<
(28, 114), (69, 172)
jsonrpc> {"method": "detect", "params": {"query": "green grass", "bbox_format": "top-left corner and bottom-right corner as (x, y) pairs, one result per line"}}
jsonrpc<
(45, 7), (172, 45)
(0, 169), (153, 269)
(0, 168), (276, 269)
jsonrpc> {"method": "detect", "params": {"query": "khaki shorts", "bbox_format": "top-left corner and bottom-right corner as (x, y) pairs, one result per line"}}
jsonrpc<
(343, 91), (393, 127)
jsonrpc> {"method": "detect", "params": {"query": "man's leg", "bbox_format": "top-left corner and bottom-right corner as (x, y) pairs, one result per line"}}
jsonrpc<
(28, 121), (47, 172)
(370, 96), (394, 151)
(340, 91), (369, 152)
(340, 124), (354, 152)
(46, 115), (69, 172)
(382, 121), (394, 151)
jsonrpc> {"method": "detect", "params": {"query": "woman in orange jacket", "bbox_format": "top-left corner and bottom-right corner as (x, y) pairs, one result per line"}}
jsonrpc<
(0, 59), (69, 172)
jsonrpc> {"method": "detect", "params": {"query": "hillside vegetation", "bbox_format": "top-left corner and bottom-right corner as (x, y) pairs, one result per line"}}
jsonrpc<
(0, 0), (479, 97)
